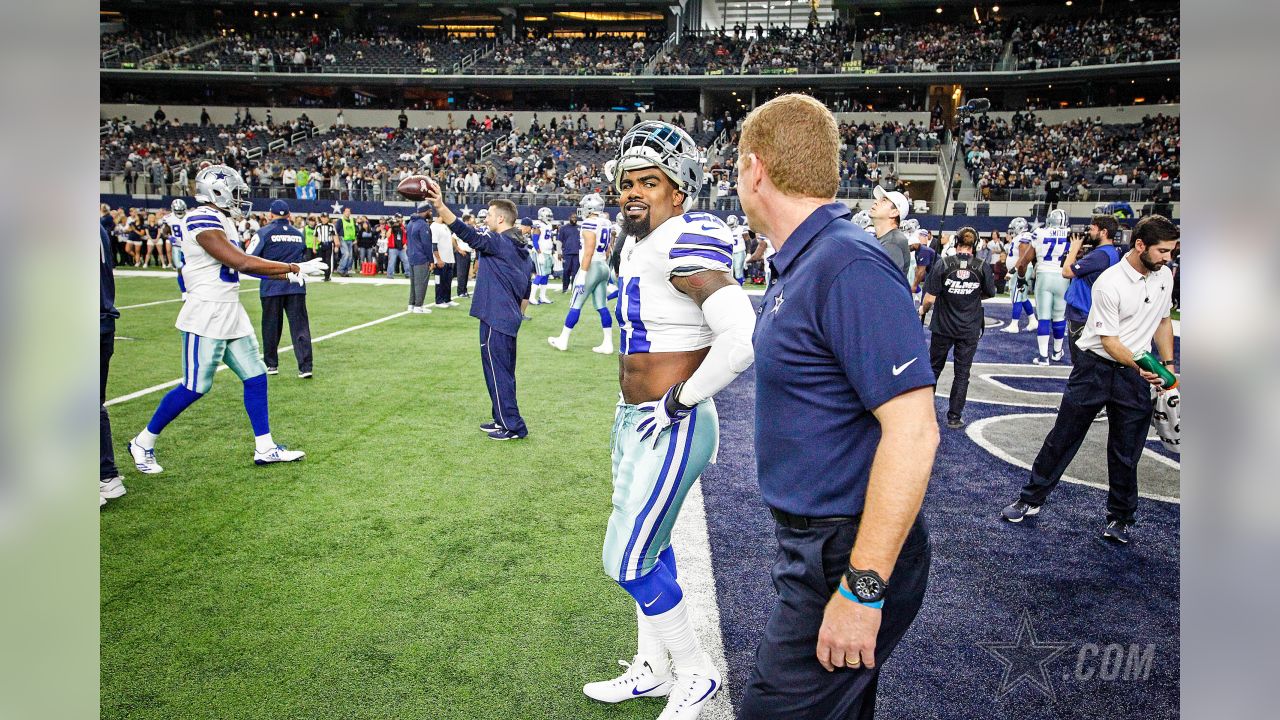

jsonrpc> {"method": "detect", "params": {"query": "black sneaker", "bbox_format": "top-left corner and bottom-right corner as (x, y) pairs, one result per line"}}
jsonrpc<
(479, 422), (502, 433)
(946, 417), (964, 429)
(487, 429), (526, 440)
(265, 367), (279, 376)
(1093, 407), (1108, 423)
(1001, 500), (1041, 523)
(1102, 520), (1132, 544)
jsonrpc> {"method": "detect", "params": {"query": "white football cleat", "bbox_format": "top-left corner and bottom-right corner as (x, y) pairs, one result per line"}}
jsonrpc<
(548, 336), (568, 351)
(583, 657), (673, 704)
(592, 342), (614, 355)
(656, 664), (722, 720)
(100, 476), (127, 500)
(1026, 313), (1039, 325)
(127, 438), (163, 474)
(254, 445), (306, 465)
(1000, 322), (1021, 334)
(1051, 350), (1065, 362)
(1032, 355), (1051, 366)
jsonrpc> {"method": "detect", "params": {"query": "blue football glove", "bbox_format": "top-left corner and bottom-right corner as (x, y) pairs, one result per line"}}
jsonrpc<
(635, 381), (694, 448)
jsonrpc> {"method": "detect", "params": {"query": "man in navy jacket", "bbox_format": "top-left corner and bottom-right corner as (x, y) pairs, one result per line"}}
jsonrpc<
(422, 185), (531, 439)
(248, 200), (314, 378)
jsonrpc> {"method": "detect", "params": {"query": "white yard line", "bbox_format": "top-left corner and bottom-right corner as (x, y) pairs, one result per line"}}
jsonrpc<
(671, 479), (734, 719)
(105, 311), (410, 406)
(117, 289), (255, 310)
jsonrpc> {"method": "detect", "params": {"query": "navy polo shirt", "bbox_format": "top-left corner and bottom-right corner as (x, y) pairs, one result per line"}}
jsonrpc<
(754, 202), (935, 518)
(449, 218), (531, 337)
(1064, 244), (1121, 323)
(558, 222), (582, 256)
(406, 216), (434, 266)
(248, 219), (307, 297)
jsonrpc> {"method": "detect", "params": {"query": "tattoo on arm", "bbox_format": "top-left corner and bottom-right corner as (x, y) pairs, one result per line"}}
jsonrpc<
(670, 270), (735, 307)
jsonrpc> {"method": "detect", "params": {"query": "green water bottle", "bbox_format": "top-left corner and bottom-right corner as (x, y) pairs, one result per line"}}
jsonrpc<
(1133, 351), (1178, 389)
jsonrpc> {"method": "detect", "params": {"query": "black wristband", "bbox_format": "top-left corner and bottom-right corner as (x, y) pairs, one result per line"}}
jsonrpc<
(664, 381), (693, 415)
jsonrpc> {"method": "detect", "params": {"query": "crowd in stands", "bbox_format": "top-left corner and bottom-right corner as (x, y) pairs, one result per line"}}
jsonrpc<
(741, 25), (852, 73)
(475, 35), (653, 74)
(859, 21), (1006, 72)
(1010, 12), (1180, 69)
(961, 111), (1180, 201)
(653, 32), (752, 75)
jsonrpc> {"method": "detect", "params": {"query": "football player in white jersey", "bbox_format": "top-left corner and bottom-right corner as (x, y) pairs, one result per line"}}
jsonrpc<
(162, 198), (189, 296)
(726, 214), (748, 284)
(1001, 216), (1039, 334)
(126, 165), (326, 475)
(1016, 209), (1071, 363)
(851, 210), (872, 231)
(581, 122), (756, 720)
(549, 193), (616, 353)
(530, 206), (558, 305)
(745, 230), (776, 287)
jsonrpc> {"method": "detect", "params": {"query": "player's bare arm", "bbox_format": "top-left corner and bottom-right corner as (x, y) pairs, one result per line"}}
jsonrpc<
(1015, 241), (1035, 276)
(195, 228), (298, 280)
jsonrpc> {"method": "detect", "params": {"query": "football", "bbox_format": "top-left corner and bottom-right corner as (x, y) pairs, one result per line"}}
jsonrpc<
(396, 174), (436, 201)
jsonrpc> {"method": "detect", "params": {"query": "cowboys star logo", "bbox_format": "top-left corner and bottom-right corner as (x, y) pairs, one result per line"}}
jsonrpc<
(772, 289), (785, 315)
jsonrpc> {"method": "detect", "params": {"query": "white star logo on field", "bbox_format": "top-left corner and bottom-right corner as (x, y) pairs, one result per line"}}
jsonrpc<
(977, 609), (1072, 701)
(461, 204), (473, 216)
(330, 201), (343, 213)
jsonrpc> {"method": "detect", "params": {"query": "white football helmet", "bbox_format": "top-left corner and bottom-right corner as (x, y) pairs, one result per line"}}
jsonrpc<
(615, 211), (624, 224)
(579, 193), (606, 216)
(1046, 208), (1069, 229)
(1009, 217), (1029, 235)
(193, 165), (252, 220)
(537, 206), (554, 223)
(605, 121), (704, 211)
(170, 198), (188, 217)
(852, 211), (872, 230)
(916, 228), (933, 246)
(901, 218), (920, 235)
(726, 214), (739, 227)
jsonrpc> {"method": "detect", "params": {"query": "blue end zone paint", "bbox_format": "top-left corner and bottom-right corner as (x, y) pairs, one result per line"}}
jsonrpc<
(699, 298), (1179, 718)
(990, 376), (1069, 394)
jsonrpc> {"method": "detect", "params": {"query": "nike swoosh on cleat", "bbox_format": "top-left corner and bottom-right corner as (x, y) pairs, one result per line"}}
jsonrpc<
(892, 358), (918, 375)
(632, 683), (666, 696)
(694, 679), (717, 704)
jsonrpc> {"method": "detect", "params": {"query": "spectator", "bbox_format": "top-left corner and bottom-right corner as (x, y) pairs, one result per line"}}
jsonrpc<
(406, 203), (435, 313)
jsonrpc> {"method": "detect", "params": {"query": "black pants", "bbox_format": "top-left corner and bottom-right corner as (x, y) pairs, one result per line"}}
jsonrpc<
(456, 255), (472, 295)
(561, 254), (580, 294)
(479, 321), (527, 436)
(1020, 350), (1154, 523)
(929, 332), (979, 423)
(740, 515), (931, 720)
(260, 294), (312, 372)
(101, 331), (119, 480)
(318, 242), (334, 281)
(435, 263), (455, 305)
(1066, 319), (1086, 364)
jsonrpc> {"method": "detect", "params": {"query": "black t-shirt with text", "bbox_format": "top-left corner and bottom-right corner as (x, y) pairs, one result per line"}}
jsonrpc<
(924, 252), (996, 338)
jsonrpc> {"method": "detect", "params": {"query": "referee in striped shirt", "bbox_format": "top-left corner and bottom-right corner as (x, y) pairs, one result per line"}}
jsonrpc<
(315, 215), (337, 282)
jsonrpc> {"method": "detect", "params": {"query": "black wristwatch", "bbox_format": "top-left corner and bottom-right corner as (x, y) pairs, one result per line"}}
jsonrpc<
(1161, 360), (1175, 367)
(842, 566), (888, 605)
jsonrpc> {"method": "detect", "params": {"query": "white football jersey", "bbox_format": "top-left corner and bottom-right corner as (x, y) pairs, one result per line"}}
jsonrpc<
(615, 211), (734, 355)
(1031, 227), (1071, 268)
(581, 214), (613, 260)
(532, 219), (556, 255)
(730, 226), (748, 255)
(175, 205), (254, 339)
(162, 212), (185, 247)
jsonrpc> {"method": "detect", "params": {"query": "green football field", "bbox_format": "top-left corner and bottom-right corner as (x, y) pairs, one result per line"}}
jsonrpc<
(100, 273), (688, 720)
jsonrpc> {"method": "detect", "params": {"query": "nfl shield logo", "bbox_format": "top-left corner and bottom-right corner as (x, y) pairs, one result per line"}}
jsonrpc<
(957, 269), (971, 280)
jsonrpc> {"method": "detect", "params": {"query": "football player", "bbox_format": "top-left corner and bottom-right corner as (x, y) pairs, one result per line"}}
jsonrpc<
(582, 121), (756, 720)
(162, 199), (188, 298)
(530, 206), (557, 305)
(851, 210), (872, 230)
(548, 193), (615, 354)
(126, 165), (326, 475)
(1016, 209), (1071, 363)
(1000, 217), (1039, 334)
(745, 230), (776, 287)
(726, 215), (748, 284)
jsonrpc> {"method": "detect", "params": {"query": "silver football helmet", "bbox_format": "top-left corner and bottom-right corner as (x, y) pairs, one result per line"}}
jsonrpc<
(605, 121), (704, 211)
(579, 192), (606, 216)
(852, 211), (872, 230)
(170, 198), (188, 217)
(1008, 217), (1029, 235)
(901, 218), (920, 235)
(537, 206), (554, 223)
(726, 214), (739, 227)
(1046, 208), (1069, 229)
(193, 164), (252, 220)
(615, 211), (624, 224)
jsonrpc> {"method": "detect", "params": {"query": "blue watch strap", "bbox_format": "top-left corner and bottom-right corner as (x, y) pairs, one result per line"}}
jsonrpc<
(837, 583), (884, 609)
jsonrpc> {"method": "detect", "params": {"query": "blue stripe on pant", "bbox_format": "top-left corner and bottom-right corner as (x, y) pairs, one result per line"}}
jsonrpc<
(739, 516), (931, 720)
(479, 321), (526, 436)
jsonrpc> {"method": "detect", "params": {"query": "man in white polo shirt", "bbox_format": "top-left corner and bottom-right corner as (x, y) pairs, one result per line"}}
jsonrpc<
(1000, 215), (1180, 544)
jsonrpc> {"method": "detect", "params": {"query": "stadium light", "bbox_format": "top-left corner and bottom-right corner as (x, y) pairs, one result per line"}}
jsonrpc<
(992, 5), (1000, 11)
(937, 7), (944, 13)
(874, 11), (881, 16)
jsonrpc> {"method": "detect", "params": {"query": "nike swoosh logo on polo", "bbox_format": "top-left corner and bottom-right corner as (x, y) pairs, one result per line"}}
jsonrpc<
(632, 683), (666, 696)
(694, 679), (718, 704)
(892, 358), (919, 376)
(642, 593), (662, 608)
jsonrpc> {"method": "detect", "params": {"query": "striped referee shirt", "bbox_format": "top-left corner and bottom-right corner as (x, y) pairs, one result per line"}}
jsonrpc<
(316, 222), (336, 244)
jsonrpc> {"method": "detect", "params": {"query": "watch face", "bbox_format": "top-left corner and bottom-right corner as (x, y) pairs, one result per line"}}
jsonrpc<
(854, 574), (884, 601)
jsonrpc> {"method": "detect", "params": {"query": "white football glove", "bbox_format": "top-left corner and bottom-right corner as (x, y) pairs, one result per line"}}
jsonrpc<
(297, 258), (328, 276)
